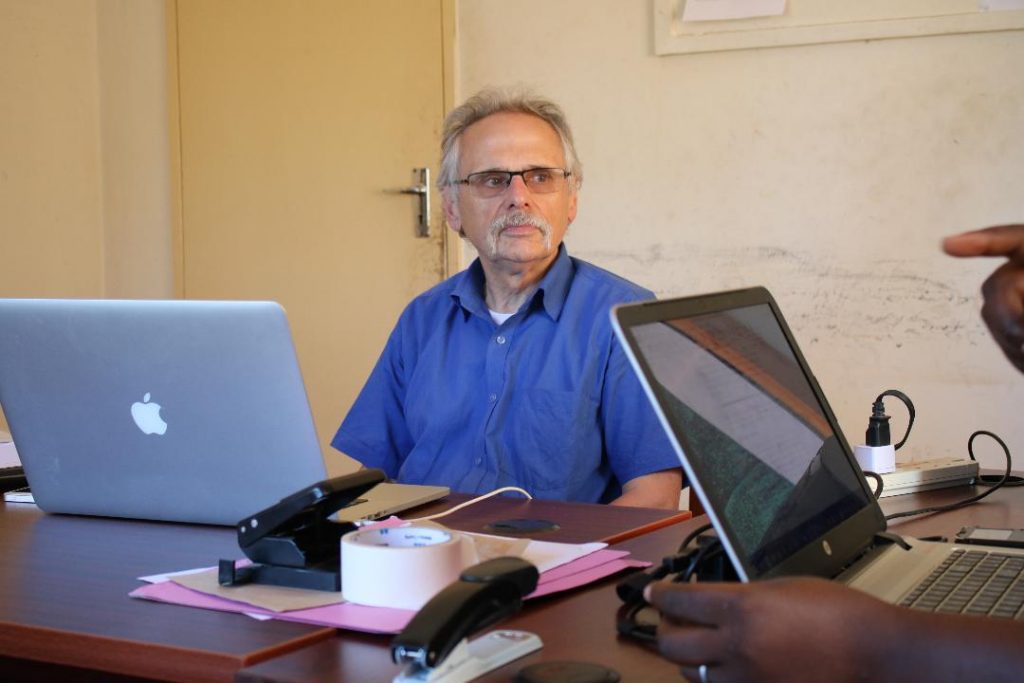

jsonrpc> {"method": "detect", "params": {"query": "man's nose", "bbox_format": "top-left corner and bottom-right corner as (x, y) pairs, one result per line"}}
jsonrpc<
(505, 174), (531, 206)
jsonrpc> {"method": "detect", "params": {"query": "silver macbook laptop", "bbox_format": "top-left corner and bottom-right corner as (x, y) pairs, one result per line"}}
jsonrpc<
(0, 299), (446, 526)
(612, 287), (1024, 616)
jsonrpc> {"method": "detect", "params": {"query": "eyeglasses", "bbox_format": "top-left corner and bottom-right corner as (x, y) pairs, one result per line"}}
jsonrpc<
(453, 168), (571, 198)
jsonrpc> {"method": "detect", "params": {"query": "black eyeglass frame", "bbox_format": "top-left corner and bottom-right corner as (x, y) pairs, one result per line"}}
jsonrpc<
(452, 168), (572, 196)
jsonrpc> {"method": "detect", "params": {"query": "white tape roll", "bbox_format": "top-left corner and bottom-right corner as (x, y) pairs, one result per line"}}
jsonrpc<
(341, 526), (472, 610)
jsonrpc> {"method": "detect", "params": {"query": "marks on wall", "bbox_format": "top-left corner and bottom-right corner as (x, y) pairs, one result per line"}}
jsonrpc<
(580, 242), (987, 351)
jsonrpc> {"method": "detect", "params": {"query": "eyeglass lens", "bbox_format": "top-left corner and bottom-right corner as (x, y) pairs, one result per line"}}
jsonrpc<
(464, 169), (567, 197)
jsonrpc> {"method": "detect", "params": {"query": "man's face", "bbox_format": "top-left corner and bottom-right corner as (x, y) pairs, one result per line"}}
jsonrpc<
(443, 112), (578, 270)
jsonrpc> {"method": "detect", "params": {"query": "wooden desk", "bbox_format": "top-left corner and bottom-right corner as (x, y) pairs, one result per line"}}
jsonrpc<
(0, 504), (335, 682)
(238, 480), (1024, 683)
(882, 480), (1024, 538)
(236, 526), (700, 683)
(0, 495), (687, 681)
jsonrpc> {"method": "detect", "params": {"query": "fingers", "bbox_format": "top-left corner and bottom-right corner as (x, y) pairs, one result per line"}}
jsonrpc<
(646, 579), (738, 627)
(679, 666), (704, 683)
(980, 263), (1024, 373)
(943, 225), (1024, 261)
(944, 225), (1024, 374)
(645, 581), (738, 667)
(679, 665), (738, 683)
(655, 619), (726, 666)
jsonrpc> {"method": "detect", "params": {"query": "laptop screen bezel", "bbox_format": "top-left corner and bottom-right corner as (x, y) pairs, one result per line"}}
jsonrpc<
(612, 286), (887, 581)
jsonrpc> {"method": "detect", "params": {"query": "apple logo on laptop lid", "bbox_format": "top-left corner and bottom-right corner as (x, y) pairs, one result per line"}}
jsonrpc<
(131, 393), (168, 435)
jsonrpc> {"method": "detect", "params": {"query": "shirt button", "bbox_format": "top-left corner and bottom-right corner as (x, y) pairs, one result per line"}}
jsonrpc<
(488, 393), (497, 403)
(496, 335), (506, 345)
(475, 457), (483, 465)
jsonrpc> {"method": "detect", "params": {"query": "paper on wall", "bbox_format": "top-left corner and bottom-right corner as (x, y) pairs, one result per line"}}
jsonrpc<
(681, 0), (786, 23)
(979, 0), (1024, 10)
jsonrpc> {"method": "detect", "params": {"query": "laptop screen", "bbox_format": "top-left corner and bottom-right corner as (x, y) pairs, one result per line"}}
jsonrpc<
(615, 290), (878, 579)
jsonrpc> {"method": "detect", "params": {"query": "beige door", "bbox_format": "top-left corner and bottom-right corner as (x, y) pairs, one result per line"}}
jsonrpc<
(171, 1), (451, 472)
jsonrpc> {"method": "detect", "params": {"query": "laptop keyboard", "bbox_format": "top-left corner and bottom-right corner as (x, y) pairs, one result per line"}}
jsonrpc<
(900, 548), (1024, 619)
(0, 465), (28, 492)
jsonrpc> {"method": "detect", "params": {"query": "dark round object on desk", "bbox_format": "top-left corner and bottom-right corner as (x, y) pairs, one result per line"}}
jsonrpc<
(483, 518), (560, 535)
(516, 661), (621, 683)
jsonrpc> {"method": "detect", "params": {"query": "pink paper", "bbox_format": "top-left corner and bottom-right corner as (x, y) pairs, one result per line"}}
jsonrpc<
(529, 557), (650, 599)
(130, 547), (651, 635)
(535, 548), (631, 585)
(130, 581), (416, 634)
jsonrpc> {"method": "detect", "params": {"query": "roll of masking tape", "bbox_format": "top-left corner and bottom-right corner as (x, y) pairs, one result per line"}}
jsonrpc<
(340, 526), (473, 610)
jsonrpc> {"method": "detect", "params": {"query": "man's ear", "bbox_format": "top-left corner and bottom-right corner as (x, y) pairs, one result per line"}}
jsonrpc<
(566, 188), (578, 226)
(441, 188), (464, 237)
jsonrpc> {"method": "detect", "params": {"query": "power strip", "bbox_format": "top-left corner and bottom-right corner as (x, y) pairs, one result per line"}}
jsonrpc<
(870, 458), (980, 498)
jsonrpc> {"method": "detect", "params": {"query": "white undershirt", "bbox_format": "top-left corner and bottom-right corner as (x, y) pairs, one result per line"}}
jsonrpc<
(489, 309), (515, 325)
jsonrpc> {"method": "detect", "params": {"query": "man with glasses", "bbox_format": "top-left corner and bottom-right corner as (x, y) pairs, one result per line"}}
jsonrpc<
(332, 89), (682, 508)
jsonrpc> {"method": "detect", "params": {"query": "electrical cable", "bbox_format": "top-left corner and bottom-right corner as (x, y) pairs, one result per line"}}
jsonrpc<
(401, 486), (532, 523)
(675, 522), (714, 553)
(875, 389), (915, 450)
(616, 523), (726, 644)
(857, 389), (915, 475)
(885, 430), (1014, 522)
(969, 432), (1024, 487)
(864, 470), (884, 500)
(855, 389), (1018, 519)
(677, 540), (724, 584)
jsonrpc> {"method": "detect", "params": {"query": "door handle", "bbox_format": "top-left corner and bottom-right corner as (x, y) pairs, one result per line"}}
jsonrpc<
(396, 168), (431, 238)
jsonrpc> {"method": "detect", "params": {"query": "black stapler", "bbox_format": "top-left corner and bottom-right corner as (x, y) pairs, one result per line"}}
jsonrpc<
(391, 556), (542, 683)
(218, 468), (386, 591)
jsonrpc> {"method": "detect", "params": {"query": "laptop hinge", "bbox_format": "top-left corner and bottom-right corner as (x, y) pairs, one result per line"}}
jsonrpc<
(837, 531), (914, 579)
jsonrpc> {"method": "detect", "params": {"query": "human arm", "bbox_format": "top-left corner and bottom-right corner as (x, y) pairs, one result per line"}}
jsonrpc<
(601, 316), (683, 510)
(646, 576), (1024, 683)
(611, 468), (683, 509)
(942, 224), (1024, 373)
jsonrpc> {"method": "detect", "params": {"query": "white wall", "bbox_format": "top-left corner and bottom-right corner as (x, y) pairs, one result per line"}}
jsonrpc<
(456, 1), (1024, 469)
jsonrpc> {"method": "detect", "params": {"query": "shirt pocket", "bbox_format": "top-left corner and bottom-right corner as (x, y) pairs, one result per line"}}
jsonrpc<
(505, 387), (601, 494)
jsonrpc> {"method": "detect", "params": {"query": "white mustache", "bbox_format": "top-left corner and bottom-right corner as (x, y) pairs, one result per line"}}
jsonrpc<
(484, 211), (553, 259)
(489, 211), (551, 235)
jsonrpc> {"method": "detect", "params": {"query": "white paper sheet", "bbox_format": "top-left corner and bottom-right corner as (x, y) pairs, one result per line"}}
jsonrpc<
(979, 0), (1024, 10)
(682, 0), (786, 22)
(0, 430), (20, 469)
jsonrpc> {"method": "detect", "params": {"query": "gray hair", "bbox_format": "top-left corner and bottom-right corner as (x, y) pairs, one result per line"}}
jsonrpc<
(438, 88), (583, 193)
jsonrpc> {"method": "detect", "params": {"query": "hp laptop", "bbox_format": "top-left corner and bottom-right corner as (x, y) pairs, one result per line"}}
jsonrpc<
(0, 299), (446, 525)
(612, 287), (1024, 616)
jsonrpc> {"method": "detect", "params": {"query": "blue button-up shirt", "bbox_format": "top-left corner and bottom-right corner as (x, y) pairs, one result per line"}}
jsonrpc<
(332, 246), (678, 503)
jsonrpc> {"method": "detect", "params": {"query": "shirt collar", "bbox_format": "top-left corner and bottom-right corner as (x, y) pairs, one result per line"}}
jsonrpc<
(451, 244), (574, 322)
